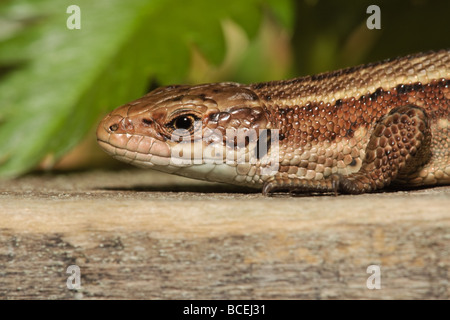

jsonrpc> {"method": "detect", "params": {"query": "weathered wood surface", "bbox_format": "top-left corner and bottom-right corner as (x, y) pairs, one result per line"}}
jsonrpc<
(0, 169), (449, 299)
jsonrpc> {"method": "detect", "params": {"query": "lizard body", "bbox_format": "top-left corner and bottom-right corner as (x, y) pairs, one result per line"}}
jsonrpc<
(97, 50), (450, 195)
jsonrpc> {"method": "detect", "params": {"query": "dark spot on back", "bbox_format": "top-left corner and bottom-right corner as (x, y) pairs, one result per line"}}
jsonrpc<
(370, 88), (383, 101)
(396, 84), (414, 95)
(346, 128), (354, 137)
(311, 74), (326, 81)
(330, 132), (336, 141)
(413, 83), (423, 91)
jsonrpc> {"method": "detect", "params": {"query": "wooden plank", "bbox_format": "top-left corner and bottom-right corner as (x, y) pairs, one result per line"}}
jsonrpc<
(0, 170), (449, 299)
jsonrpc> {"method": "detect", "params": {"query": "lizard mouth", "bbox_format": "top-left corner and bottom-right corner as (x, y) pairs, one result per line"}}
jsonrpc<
(96, 137), (171, 168)
(96, 111), (172, 168)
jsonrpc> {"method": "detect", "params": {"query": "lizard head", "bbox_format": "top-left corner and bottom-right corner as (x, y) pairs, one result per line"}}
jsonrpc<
(96, 82), (276, 186)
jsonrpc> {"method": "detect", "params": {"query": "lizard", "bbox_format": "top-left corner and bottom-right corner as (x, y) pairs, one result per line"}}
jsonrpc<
(97, 50), (450, 195)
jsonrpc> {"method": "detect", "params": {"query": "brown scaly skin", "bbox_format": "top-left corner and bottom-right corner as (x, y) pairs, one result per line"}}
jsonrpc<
(97, 50), (450, 195)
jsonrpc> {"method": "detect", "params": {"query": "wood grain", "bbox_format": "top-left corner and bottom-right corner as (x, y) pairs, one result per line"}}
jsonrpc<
(0, 169), (449, 299)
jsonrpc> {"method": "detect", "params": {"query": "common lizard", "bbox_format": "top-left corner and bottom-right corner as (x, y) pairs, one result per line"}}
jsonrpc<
(97, 50), (450, 195)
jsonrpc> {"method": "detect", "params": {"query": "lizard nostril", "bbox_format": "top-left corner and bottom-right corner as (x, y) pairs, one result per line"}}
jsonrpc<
(109, 123), (119, 132)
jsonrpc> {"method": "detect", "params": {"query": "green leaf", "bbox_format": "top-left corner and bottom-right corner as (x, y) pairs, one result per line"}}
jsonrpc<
(0, 0), (294, 177)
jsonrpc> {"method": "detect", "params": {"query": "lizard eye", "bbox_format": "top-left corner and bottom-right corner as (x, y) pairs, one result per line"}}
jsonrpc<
(169, 114), (200, 131)
(175, 115), (195, 130)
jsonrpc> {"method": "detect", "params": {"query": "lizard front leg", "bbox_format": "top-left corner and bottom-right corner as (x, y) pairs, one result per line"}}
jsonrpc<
(263, 105), (432, 196)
